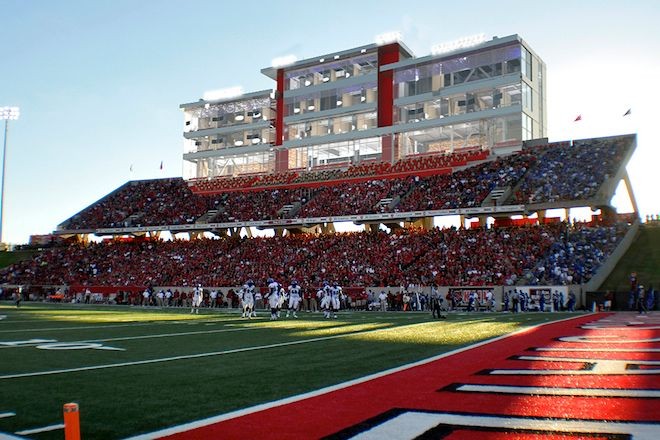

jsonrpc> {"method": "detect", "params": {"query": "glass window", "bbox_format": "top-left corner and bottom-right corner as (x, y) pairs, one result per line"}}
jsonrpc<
(521, 47), (533, 79)
(522, 83), (532, 111)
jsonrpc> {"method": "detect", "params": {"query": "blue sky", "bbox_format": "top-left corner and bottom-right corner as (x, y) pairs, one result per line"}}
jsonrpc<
(1, 0), (658, 244)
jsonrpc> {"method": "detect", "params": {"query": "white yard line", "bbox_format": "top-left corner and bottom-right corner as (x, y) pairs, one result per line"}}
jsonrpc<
(0, 326), (259, 349)
(0, 317), (236, 334)
(123, 314), (592, 440)
(14, 424), (64, 435)
(0, 432), (27, 440)
(0, 322), (437, 380)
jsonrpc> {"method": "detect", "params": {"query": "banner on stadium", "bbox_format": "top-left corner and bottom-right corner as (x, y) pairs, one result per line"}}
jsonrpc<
(447, 287), (494, 305)
(90, 205), (527, 236)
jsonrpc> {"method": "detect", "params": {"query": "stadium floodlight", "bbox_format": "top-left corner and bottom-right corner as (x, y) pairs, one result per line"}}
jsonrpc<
(0, 106), (20, 244)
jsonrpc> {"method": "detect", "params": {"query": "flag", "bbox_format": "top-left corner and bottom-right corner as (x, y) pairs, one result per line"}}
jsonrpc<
(159, 161), (163, 170)
(623, 108), (631, 117)
(574, 115), (582, 122)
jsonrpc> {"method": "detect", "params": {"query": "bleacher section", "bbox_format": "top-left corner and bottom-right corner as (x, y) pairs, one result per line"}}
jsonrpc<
(512, 137), (630, 204)
(57, 135), (633, 233)
(1, 223), (628, 289)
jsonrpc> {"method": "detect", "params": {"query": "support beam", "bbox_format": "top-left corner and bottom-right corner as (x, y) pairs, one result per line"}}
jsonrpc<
(622, 171), (640, 217)
(403, 217), (433, 231)
(321, 223), (335, 234)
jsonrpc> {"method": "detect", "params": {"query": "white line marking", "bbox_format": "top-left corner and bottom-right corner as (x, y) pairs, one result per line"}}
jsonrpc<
(0, 321), (431, 380)
(14, 424), (64, 435)
(582, 325), (660, 330)
(0, 317), (235, 334)
(0, 327), (258, 349)
(123, 314), (592, 440)
(535, 347), (660, 352)
(0, 432), (27, 440)
(455, 384), (660, 398)
(0, 412), (16, 419)
(351, 412), (659, 440)
(516, 355), (660, 365)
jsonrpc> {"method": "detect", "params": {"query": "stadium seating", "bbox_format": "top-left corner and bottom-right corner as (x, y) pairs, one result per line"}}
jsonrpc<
(512, 138), (629, 204)
(57, 137), (631, 231)
(1, 223), (627, 290)
(524, 222), (628, 285)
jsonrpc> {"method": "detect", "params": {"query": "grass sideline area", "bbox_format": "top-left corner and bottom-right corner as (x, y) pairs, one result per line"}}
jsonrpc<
(0, 303), (583, 439)
(0, 250), (37, 269)
(600, 225), (660, 292)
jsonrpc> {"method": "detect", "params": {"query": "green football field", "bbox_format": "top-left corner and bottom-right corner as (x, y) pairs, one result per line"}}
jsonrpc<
(0, 303), (582, 439)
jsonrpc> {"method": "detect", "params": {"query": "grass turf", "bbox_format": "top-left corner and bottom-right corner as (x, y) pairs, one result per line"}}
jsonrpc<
(0, 250), (37, 269)
(600, 225), (660, 292)
(0, 303), (582, 439)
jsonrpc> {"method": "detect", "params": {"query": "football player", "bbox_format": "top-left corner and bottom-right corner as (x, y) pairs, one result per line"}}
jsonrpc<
(266, 278), (280, 320)
(241, 280), (255, 319)
(286, 280), (302, 318)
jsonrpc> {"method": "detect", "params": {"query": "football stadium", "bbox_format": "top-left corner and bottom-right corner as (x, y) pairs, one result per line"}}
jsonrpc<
(1, 10), (659, 440)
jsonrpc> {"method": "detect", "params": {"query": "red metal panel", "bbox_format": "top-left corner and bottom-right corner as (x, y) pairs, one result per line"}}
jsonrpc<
(377, 43), (399, 128)
(275, 68), (288, 172)
(378, 44), (400, 162)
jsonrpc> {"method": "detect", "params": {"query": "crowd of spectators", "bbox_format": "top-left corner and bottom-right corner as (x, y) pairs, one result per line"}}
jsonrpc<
(291, 168), (343, 184)
(60, 137), (629, 231)
(395, 154), (533, 212)
(191, 175), (260, 193)
(525, 222), (628, 286)
(1, 223), (627, 291)
(256, 171), (299, 187)
(211, 188), (306, 222)
(64, 179), (214, 230)
(343, 161), (392, 177)
(388, 149), (486, 174)
(512, 138), (631, 204)
(298, 177), (416, 217)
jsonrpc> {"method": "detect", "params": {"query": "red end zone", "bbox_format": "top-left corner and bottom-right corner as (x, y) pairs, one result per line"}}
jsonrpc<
(144, 313), (660, 439)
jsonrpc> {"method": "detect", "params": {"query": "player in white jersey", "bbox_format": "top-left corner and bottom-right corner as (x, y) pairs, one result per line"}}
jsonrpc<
(278, 286), (287, 318)
(286, 280), (302, 318)
(330, 282), (342, 319)
(266, 278), (280, 320)
(241, 280), (256, 319)
(191, 285), (203, 314)
(320, 281), (332, 318)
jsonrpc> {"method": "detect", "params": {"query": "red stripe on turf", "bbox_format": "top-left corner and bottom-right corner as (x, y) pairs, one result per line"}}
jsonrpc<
(158, 313), (660, 439)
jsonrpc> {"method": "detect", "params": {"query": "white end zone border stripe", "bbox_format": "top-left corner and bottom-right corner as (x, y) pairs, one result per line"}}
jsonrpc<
(454, 384), (660, 398)
(123, 313), (593, 440)
(534, 347), (660, 352)
(350, 412), (659, 440)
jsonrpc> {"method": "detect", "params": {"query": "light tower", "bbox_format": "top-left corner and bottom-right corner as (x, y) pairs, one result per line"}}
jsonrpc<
(0, 106), (20, 244)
